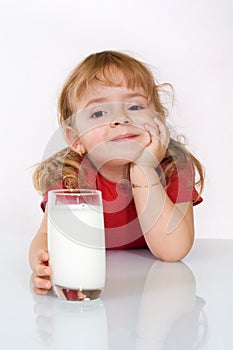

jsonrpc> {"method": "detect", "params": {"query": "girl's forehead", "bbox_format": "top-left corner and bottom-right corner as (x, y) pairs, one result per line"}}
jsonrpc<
(76, 83), (147, 111)
(84, 82), (145, 96)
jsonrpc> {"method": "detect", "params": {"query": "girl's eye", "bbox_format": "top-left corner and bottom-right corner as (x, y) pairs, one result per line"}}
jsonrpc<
(91, 110), (107, 118)
(128, 105), (145, 111)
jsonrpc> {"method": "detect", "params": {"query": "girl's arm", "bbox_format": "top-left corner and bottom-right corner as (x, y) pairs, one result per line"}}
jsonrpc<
(130, 164), (194, 261)
(130, 117), (194, 261)
(29, 213), (52, 294)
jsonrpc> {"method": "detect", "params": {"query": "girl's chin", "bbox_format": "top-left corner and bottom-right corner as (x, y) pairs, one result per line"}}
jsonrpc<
(88, 152), (142, 170)
(86, 141), (147, 170)
(104, 158), (135, 166)
(93, 155), (137, 165)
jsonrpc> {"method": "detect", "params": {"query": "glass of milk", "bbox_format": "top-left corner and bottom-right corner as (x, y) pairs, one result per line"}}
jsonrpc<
(47, 189), (106, 301)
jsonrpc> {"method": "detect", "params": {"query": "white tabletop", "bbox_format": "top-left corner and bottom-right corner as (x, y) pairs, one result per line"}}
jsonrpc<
(1, 235), (233, 349)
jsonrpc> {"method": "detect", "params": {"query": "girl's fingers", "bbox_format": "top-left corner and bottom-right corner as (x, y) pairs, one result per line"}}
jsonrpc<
(32, 251), (52, 295)
(33, 286), (49, 295)
(37, 249), (49, 263)
(160, 126), (170, 147)
(145, 122), (163, 145)
(152, 117), (170, 147)
(34, 263), (51, 277)
(145, 122), (159, 139)
(34, 276), (51, 290)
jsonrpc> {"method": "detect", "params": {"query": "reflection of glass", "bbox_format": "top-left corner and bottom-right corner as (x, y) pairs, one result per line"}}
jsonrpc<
(135, 261), (206, 350)
(31, 251), (207, 349)
(33, 294), (108, 349)
(47, 189), (105, 301)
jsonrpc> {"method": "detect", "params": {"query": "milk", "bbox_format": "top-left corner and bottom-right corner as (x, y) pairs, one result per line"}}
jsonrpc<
(48, 203), (106, 298)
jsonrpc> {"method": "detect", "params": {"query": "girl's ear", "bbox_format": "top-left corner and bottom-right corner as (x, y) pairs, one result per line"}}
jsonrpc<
(64, 126), (78, 146)
(64, 127), (86, 156)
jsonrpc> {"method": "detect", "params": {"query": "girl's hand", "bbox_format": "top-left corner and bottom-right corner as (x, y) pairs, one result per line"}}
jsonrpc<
(32, 250), (52, 295)
(135, 116), (170, 168)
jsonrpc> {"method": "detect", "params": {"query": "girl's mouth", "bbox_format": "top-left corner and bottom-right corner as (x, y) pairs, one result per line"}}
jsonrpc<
(110, 134), (139, 142)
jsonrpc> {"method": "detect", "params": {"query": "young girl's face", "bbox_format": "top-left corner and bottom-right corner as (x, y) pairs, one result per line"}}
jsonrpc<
(67, 77), (162, 170)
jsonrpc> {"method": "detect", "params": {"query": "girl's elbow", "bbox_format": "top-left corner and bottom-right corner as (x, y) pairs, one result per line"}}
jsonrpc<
(158, 252), (186, 262)
(149, 242), (194, 262)
(153, 251), (184, 262)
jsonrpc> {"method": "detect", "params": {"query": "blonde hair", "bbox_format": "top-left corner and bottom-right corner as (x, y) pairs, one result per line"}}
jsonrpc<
(33, 50), (204, 199)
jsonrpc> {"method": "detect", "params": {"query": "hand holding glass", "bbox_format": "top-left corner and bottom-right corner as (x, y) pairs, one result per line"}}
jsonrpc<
(47, 189), (106, 301)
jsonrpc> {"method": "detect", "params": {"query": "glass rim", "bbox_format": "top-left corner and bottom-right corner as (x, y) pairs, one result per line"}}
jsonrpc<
(48, 189), (102, 196)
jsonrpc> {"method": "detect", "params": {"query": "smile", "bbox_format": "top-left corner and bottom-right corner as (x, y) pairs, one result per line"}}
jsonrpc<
(110, 134), (139, 142)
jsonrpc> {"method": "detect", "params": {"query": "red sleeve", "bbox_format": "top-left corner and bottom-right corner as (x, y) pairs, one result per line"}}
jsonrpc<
(40, 181), (64, 212)
(165, 165), (203, 206)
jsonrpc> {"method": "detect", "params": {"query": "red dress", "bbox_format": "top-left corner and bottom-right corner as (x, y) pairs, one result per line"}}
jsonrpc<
(41, 156), (202, 249)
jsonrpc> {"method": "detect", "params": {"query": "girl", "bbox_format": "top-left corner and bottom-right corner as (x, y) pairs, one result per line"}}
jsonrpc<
(29, 50), (204, 295)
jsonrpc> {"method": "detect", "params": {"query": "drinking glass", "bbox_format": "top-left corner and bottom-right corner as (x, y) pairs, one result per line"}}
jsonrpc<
(47, 189), (105, 301)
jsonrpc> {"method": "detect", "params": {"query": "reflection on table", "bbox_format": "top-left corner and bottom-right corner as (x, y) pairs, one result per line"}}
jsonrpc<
(33, 294), (108, 349)
(32, 250), (206, 349)
(135, 260), (206, 349)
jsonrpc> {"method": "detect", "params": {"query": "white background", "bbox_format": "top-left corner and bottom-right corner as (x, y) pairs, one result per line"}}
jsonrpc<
(0, 0), (232, 238)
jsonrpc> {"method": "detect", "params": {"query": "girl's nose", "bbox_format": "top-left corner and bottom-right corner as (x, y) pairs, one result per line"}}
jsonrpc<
(110, 120), (130, 127)
(110, 110), (132, 127)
